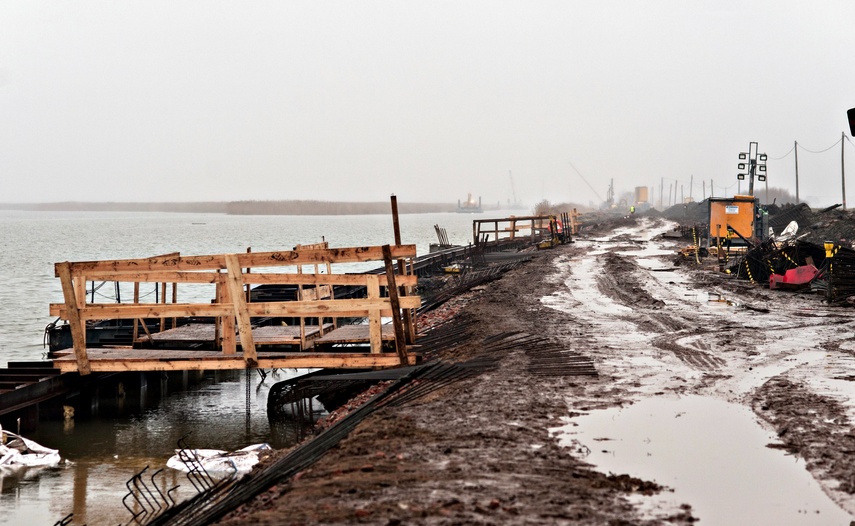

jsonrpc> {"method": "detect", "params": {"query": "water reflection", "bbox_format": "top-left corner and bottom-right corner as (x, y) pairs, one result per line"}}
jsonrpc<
(0, 368), (315, 525)
(551, 395), (853, 524)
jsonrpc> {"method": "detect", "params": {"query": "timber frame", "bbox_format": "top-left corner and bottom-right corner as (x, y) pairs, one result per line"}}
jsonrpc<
(472, 211), (581, 246)
(50, 244), (419, 375)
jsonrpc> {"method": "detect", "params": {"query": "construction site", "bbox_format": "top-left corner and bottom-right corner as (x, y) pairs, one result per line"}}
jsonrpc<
(5, 199), (855, 525)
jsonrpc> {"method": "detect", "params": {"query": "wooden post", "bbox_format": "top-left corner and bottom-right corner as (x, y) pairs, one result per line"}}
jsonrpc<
(297, 262), (306, 349)
(366, 274), (382, 354)
(56, 262), (91, 375)
(159, 282), (167, 332)
(245, 247), (252, 302)
(224, 254), (256, 367)
(171, 282), (177, 330)
(132, 282), (140, 344)
(390, 194), (415, 343)
(382, 245), (408, 365)
(217, 275), (234, 354)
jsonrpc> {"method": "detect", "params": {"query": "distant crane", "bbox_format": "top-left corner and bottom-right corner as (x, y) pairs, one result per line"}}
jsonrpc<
(606, 178), (614, 207)
(509, 170), (521, 208)
(568, 160), (605, 204)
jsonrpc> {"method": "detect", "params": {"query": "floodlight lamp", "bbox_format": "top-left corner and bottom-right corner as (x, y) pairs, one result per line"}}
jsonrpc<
(738, 163), (746, 170)
(739, 153), (748, 160)
(738, 173), (746, 180)
(758, 175), (766, 182)
(759, 154), (767, 161)
(758, 165), (766, 173)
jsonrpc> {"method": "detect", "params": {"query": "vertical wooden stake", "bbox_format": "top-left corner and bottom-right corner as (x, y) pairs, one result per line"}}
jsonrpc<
(224, 254), (257, 367)
(297, 263), (307, 350)
(390, 194), (415, 344)
(366, 274), (382, 354)
(132, 282), (140, 344)
(56, 263), (91, 375)
(217, 275), (234, 354)
(382, 245), (409, 365)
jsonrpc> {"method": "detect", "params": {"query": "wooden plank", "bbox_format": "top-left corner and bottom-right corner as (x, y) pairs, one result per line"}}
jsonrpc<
(138, 323), (331, 345)
(315, 324), (396, 344)
(50, 296), (421, 319)
(299, 284), (332, 301)
(51, 350), (416, 373)
(85, 271), (221, 284)
(225, 254), (256, 365)
(56, 263), (91, 376)
(294, 241), (329, 251)
(50, 303), (231, 318)
(217, 279), (236, 354)
(383, 244), (408, 364)
(58, 245), (417, 275)
(366, 274), (382, 354)
(80, 271), (417, 287)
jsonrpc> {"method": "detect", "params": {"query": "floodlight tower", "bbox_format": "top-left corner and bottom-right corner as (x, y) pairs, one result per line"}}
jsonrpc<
(737, 142), (767, 196)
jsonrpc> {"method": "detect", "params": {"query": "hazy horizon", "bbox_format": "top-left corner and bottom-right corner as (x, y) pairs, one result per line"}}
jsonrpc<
(3, 2), (854, 208)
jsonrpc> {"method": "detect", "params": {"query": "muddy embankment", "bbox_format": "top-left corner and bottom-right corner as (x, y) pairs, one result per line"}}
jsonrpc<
(215, 215), (855, 525)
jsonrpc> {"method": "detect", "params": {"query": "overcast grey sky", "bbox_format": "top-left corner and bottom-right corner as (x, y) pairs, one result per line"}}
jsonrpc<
(2, 1), (854, 208)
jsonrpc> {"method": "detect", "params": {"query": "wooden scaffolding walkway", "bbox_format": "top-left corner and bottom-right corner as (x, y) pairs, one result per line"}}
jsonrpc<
(50, 244), (419, 374)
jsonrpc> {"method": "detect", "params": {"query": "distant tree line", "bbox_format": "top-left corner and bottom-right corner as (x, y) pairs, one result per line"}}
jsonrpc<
(0, 201), (226, 213)
(0, 200), (460, 215)
(225, 200), (456, 215)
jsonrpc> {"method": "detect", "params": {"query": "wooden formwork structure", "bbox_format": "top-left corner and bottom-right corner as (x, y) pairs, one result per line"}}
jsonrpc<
(49, 244), (419, 375)
(472, 215), (551, 246)
(472, 211), (581, 246)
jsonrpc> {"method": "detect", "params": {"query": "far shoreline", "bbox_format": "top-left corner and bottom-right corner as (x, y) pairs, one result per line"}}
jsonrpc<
(0, 200), (524, 216)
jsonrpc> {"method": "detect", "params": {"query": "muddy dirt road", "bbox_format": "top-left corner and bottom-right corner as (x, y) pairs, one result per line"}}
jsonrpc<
(221, 217), (855, 525)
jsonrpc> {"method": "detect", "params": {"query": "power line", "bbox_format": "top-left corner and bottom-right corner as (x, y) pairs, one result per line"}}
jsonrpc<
(797, 137), (842, 154)
(769, 144), (795, 160)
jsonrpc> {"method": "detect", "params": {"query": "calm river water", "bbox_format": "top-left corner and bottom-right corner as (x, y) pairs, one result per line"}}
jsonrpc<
(0, 209), (491, 525)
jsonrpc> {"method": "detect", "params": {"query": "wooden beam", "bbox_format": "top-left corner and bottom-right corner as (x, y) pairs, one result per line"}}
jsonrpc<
(366, 274), (382, 354)
(383, 244), (409, 365)
(50, 296), (421, 319)
(58, 245), (417, 275)
(217, 277), (236, 354)
(52, 352), (418, 373)
(56, 263), (91, 375)
(81, 270), (417, 287)
(224, 254), (256, 366)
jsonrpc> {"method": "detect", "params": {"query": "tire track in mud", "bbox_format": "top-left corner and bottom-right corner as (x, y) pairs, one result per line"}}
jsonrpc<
(650, 333), (727, 370)
(596, 252), (667, 311)
(596, 251), (726, 370)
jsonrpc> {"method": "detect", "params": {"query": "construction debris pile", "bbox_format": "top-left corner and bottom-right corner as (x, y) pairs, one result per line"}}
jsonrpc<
(654, 199), (855, 306)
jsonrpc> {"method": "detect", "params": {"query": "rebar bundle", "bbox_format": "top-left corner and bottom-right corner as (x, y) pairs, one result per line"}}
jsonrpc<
(820, 244), (855, 304)
(727, 239), (826, 286)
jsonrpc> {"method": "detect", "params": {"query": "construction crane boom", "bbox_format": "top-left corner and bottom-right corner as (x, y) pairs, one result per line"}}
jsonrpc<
(509, 170), (519, 207)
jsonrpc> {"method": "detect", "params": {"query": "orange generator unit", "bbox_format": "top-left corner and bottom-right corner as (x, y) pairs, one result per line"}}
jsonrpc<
(708, 195), (757, 248)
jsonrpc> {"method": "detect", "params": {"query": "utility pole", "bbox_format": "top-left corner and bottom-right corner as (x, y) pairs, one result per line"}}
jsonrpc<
(689, 175), (693, 201)
(710, 178), (713, 198)
(669, 184), (673, 207)
(660, 178), (664, 209)
(703, 180), (706, 200)
(842, 132), (847, 210)
(794, 141), (800, 204)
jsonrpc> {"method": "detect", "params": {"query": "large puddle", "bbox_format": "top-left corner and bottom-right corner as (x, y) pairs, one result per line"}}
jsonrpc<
(551, 395), (853, 524)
